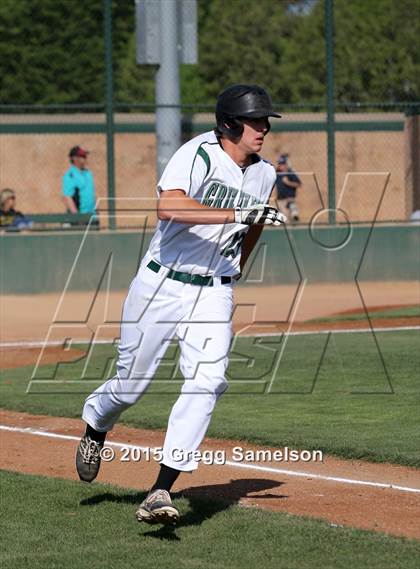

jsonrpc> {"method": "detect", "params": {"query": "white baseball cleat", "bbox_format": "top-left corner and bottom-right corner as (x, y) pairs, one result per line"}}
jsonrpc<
(135, 489), (179, 526)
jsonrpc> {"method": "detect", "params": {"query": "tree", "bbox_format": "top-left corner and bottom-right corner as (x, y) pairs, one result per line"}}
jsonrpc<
(0, 0), (418, 107)
(0, 0), (133, 105)
(280, 0), (420, 104)
(198, 0), (291, 102)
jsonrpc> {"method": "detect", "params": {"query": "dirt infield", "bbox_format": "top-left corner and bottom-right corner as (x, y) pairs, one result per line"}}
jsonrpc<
(1, 409), (419, 540)
(0, 346), (87, 369)
(1, 281), (419, 344)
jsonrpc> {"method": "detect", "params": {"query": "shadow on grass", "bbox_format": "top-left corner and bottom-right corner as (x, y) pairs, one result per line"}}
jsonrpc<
(79, 478), (285, 540)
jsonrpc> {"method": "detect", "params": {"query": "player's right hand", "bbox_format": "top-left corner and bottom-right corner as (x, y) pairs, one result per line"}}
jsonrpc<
(234, 204), (287, 226)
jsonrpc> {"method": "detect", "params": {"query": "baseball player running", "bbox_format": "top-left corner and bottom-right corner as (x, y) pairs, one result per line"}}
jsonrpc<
(76, 84), (286, 526)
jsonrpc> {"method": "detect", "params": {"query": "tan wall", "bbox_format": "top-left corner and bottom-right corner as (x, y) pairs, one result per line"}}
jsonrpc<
(265, 129), (407, 222)
(0, 114), (411, 224)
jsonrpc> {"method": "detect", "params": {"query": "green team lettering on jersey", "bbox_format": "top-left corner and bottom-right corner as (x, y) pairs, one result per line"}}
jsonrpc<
(202, 183), (260, 209)
(221, 229), (247, 258)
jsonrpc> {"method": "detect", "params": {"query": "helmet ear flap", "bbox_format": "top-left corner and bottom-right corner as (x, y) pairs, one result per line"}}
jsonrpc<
(216, 116), (244, 138)
(226, 118), (244, 137)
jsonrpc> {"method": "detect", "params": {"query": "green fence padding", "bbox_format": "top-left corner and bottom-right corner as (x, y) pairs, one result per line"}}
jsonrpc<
(0, 225), (418, 294)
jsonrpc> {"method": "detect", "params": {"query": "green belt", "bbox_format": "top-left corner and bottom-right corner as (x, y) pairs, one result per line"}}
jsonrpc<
(147, 260), (232, 287)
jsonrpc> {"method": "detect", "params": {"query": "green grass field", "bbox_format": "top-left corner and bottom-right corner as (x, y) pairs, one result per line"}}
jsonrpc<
(1, 470), (419, 569)
(1, 330), (419, 466)
(309, 305), (420, 323)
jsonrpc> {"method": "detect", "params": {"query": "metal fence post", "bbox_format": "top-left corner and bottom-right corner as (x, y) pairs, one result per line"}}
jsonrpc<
(325, 0), (336, 224)
(104, 0), (116, 229)
(155, 0), (181, 179)
(407, 107), (420, 213)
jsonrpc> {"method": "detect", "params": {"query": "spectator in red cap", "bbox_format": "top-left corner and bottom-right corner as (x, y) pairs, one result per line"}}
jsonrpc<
(62, 145), (98, 224)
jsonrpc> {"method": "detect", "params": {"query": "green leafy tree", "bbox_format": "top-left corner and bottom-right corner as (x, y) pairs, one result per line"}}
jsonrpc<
(0, 0), (418, 107)
(198, 0), (291, 102)
(337, 0), (420, 102)
(281, 0), (420, 104)
(0, 0), (133, 105)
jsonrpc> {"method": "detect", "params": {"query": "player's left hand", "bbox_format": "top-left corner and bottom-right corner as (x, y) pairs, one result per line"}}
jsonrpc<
(234, 204), (287, 226)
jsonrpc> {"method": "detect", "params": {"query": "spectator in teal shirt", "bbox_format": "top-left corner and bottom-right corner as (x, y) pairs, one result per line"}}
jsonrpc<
(62, 146), (98, 224)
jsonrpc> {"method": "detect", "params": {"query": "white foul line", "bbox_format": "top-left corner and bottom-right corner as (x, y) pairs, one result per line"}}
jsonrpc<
(1, 424), (419, 495)
(222, 459), (420, 493)
(0, 325), (419, 349)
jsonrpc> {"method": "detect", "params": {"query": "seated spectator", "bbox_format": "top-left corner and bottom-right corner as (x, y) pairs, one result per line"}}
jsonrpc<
(62, 146), (99, 227)
(0, 188), (32, 230)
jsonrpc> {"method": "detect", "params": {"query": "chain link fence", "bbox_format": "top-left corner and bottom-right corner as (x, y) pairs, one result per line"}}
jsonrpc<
(0, 102), (418, 229)
(0, 0), (419, 231)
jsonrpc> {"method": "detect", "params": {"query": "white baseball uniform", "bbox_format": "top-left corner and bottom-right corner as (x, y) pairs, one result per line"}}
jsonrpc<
(82, 130), (276, 471)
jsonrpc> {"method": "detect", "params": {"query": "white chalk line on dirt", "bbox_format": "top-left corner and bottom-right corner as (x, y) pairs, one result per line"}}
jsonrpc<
(1, 325), (419, 349)
(1, 424), (419, 495)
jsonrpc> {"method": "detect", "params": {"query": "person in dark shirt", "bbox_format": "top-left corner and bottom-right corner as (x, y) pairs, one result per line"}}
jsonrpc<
(0, 188), (31, 230)
(275, 154), (302, 222)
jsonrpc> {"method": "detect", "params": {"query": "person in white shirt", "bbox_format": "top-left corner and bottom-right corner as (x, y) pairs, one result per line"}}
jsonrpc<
(75, 84), (286, 526)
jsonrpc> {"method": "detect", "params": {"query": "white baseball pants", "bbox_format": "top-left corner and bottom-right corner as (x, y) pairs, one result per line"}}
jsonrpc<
(82, 254), (233, 471)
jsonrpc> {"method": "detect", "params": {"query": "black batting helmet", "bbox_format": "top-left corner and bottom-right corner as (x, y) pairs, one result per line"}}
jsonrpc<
(215, 84), (281, 138)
